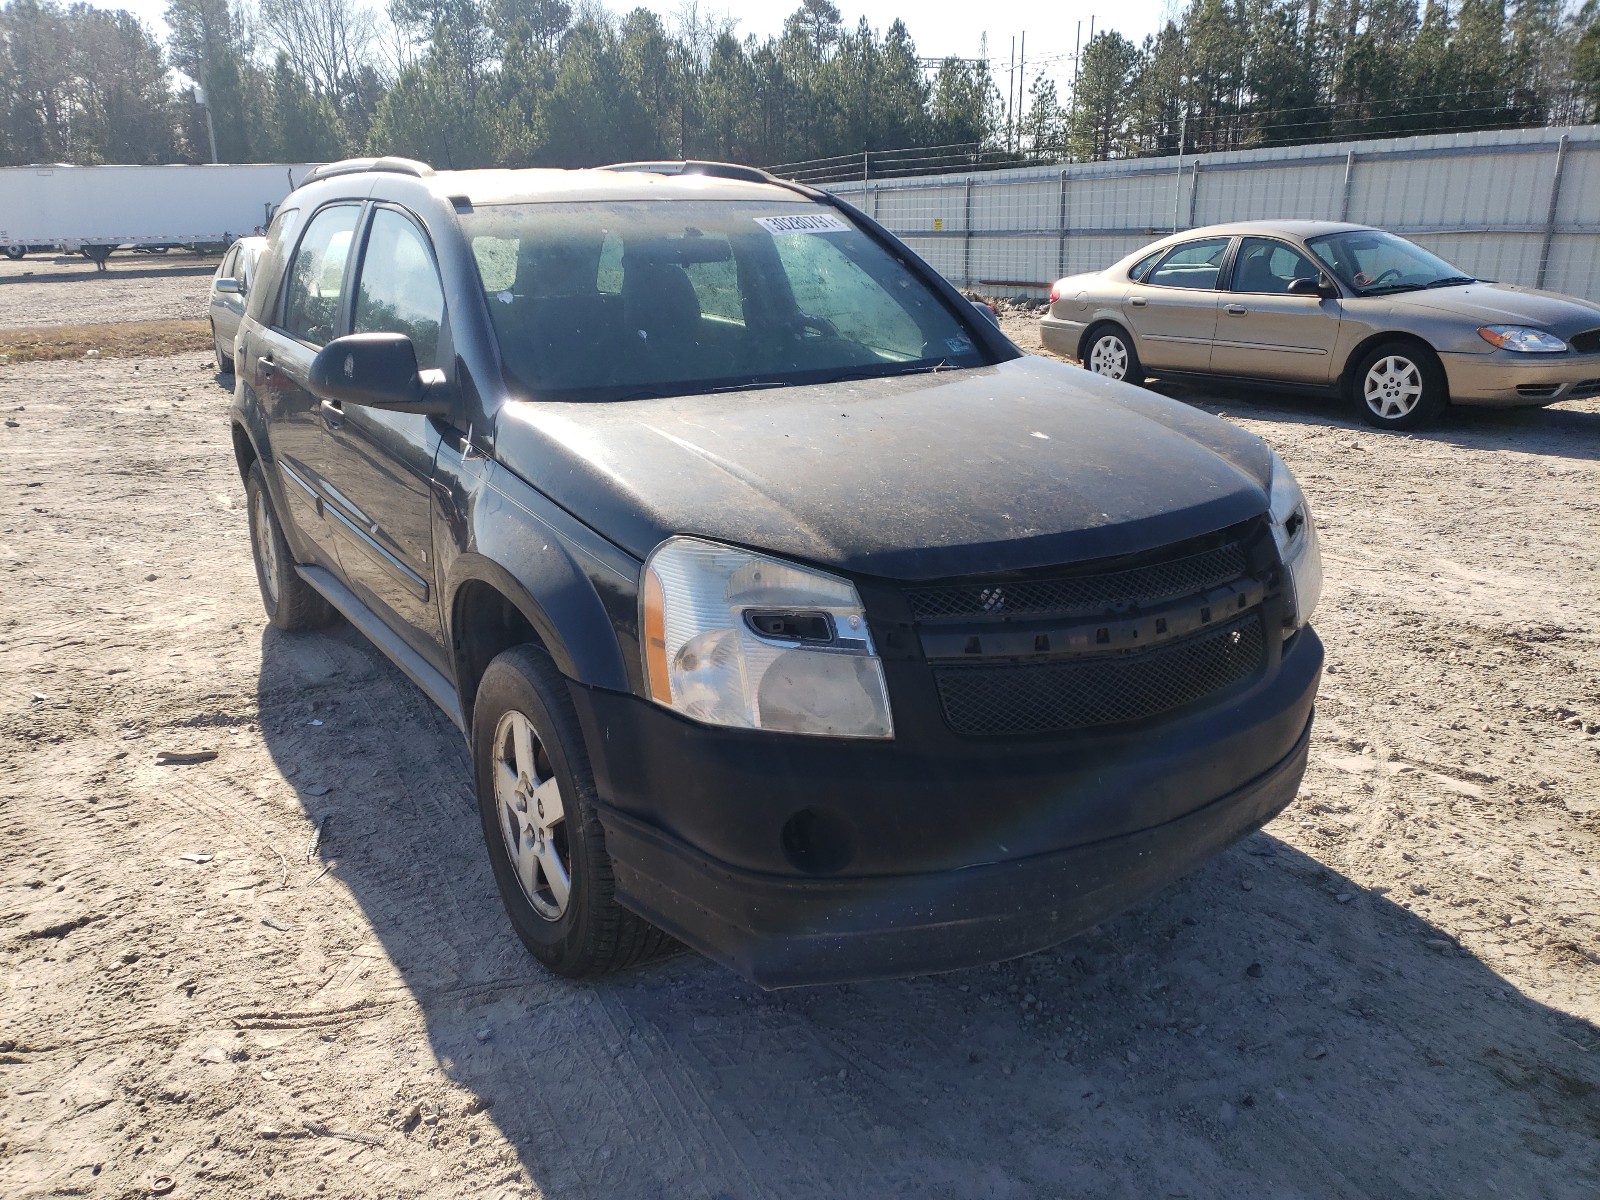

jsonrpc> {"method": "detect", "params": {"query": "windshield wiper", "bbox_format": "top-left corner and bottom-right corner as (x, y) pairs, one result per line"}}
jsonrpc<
(1425, 275), (1477, 289)
(1359, 282), (1426, 295)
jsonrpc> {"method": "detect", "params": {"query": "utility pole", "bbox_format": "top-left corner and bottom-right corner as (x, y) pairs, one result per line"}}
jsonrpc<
(1018, 32), (1027, 156)
(1008, 37), (1017, 154)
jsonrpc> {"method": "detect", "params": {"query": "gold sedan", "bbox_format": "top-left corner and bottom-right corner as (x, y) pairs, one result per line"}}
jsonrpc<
(1040, 221), (1600, 429)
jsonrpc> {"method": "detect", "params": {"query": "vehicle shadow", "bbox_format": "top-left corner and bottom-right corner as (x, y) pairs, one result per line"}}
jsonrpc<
(1154, 378), (1600, 464)
(254, 623), (1600, 1198)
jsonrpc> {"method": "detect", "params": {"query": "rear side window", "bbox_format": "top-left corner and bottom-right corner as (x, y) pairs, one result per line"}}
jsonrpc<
(1146, 237), (1231, 290)
(1128, 249), (1164, 282)
(353, 208), (446, 368)
(281, 204), (360, 347)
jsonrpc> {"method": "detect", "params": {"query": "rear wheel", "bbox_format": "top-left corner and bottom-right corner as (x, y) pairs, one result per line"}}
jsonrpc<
(245, 461), (336, 631)
(1083, 323), (1145, 385)
(211, 321), (233, 375)
(3, 246), (23, 261)
(1351, 341), (1446, 429)
(473, 645), (672, 978)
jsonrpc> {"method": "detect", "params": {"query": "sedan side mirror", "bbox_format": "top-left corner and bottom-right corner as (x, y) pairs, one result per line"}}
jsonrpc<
(1287, 275), (1338, 299)
(309, 332), (449, 415)
(215, 277), (243, 295)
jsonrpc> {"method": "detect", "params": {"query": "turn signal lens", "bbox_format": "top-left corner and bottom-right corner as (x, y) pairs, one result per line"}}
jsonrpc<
(642, 565), (672, 703)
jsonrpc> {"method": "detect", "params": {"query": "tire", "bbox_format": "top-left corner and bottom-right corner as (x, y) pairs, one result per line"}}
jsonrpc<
(3, 246), (23, 261)
(244, 460), (336, 631)
(472, 645), (672, 979)
(1350, 340), (1446, 429)
(212, 321), (233, 375)
(1082, 323), (1146, 385)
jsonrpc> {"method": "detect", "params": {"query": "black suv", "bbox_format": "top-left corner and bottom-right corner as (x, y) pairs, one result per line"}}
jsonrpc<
(229, 157), (1324, 988)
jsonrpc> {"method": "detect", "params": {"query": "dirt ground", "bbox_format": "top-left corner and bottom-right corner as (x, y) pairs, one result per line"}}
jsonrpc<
(2, 270), (1598, 1200)
(0, 252), (220, 328)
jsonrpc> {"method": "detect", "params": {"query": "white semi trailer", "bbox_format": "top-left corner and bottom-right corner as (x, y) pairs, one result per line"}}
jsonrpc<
(0, 162), (318, 261)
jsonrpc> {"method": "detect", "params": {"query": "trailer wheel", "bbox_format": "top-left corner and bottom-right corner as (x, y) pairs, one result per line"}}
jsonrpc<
(3, 246), (24, 261)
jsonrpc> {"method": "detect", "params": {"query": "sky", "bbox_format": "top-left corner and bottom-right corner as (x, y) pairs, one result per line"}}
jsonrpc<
(102, 0), (1179, 102)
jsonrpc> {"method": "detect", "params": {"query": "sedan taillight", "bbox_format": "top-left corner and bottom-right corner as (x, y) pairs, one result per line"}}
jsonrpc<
(1048, 281), (1062, 305)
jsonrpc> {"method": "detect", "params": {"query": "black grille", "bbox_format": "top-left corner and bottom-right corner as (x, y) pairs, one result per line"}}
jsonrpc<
(933, 612), (1266, 736)
(1571, 329), (1600, 355)
(905, 543), (1250, 620)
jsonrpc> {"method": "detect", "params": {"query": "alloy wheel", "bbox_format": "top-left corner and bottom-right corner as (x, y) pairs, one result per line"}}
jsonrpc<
(491, 710), (571, 921)
(252, 489), (281, 608)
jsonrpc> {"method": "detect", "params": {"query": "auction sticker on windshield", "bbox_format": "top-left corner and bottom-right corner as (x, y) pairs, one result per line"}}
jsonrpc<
(755, 213), (850, 234)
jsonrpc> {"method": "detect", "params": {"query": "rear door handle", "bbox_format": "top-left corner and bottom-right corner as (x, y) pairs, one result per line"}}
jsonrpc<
(259, 355), (275, 377)
(1129, 296), (1147, 307)
(1225, 303), (1247, 315)
(319, 399), (343, 428)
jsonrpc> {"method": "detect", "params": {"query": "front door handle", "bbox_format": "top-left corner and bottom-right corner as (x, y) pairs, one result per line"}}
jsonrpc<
(1225, 303), (1247, 315)
(319, 399), (344, 428)
(1129, 296), (1148, 307)
(259, 355), (275, 377)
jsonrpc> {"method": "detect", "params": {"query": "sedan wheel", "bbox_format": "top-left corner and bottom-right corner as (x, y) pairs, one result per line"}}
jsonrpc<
(1351, 341), (1446, 429)
(1363, 355), (1423, 420)
(1084, 325), (1144, 385)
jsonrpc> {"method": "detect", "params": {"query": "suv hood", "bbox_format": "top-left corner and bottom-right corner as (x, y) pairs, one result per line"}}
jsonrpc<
(1395, 281), (1600, 332)
(492, 356), (1274, 580)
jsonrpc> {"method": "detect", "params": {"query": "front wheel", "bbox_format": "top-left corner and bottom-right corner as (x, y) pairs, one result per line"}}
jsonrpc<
(473, 645), (671, 979)
(1083, 324), (1145, 385)
(1351, 341), (1446, 429)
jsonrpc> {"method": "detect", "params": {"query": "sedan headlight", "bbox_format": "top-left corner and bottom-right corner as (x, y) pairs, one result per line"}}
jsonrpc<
(1477, 325), (1568, 353)
(1267, 450), (1322, 635)
(641, 536), (893, 738)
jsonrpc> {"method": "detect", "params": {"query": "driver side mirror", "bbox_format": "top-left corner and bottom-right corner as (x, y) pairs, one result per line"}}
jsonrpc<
(1287, 275), (1338, 299)
(309, 332), (449, 415)
(215, 277), (243, 295)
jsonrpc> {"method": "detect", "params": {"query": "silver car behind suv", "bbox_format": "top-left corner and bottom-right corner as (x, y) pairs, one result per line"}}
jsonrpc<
(1041, 220), (1600, 429)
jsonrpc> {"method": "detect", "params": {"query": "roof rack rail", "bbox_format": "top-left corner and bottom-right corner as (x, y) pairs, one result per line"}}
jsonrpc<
(301, 156), (435, 185)
(599, 160), (775, 184)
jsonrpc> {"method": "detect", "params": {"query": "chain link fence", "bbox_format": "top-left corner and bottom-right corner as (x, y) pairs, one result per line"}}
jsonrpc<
(814, 125), (1600, 303)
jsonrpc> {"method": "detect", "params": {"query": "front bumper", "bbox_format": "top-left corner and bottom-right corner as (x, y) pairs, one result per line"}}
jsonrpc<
(571, 627), (1322, 988)
(1039, 312), (1088, 359)
(1441, 350), (1600, 406)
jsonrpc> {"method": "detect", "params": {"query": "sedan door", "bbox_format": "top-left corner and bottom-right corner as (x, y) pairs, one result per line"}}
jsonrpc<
(1212, 236), (1342, 384)
(1123, 236), (1231, 372)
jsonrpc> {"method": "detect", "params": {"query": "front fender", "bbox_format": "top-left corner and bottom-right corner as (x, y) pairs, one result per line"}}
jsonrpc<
(444, 460), (641, 695)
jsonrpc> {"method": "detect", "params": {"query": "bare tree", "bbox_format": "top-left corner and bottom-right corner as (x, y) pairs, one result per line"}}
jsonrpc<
(258, 0), (380, 104)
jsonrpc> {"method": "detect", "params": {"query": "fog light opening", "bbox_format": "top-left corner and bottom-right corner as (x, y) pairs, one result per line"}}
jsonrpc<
(780, 807), (854, 876)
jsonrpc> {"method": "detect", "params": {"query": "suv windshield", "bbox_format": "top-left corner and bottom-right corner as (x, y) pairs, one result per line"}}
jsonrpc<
(1306, 229), (1475, 296)
(463, 199), (988, 399)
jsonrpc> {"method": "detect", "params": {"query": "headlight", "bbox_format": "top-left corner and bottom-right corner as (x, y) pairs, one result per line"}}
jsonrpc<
(641, 536), (893, 739)
(1267, 450), (1322, 635)
(1477, 325), (1567, 353)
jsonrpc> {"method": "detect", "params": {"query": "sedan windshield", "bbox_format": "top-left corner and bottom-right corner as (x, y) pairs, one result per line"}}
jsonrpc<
(1306, 230), (1476, 296)
(463, 199), (989, 399)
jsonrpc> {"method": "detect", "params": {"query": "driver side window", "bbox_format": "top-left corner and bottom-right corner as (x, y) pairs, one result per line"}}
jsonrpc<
(280, 205), (360, 348)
